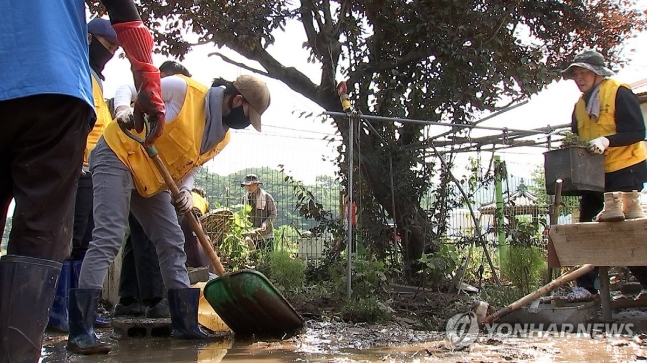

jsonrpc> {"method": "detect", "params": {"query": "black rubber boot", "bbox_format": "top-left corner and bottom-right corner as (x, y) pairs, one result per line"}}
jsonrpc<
(167, 288), (214, 339)
(70, 259), (111, 328)
(0, 255), (62, 362)
(66, 289), (111, 355)
(48, 260), (73, 333)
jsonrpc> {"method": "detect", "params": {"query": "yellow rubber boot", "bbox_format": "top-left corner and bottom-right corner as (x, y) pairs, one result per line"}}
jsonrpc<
(622, 190), (645, 219)
(595, 192), (625, 222)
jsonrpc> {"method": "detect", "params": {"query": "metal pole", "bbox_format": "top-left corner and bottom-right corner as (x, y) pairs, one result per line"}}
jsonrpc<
(494, 156), (507, 265)
(346, 114), (354, 299)
(324, 111), (567, 135)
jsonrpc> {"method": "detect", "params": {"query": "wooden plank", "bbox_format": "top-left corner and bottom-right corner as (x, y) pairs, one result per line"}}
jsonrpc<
(549, 219), (647, 266)
(547, 235), (561, 268)
(611, 298), (647, 310)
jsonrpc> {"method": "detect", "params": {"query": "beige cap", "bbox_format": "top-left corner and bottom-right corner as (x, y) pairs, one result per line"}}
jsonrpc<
(233, 75), (271, 132)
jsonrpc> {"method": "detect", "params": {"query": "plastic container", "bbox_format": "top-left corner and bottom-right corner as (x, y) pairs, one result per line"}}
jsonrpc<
(543, 147), (605, 196)
(641, 183), (647, 215)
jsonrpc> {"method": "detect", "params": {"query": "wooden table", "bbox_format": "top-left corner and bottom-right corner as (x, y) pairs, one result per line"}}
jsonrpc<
(549, 218), (647, 320)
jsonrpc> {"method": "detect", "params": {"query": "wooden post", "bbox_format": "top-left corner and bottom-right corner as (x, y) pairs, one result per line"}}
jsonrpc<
(599, 267), (612, 321)
(547, 179), (563, 281)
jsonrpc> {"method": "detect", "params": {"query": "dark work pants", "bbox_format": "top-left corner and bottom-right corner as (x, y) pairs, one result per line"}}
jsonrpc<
(70, 172), (94, 260)
(0, 95), (92, 262)
(577, 161), (647, 292)
(180, 215), (211, 269)
(118, 214), (164, 303)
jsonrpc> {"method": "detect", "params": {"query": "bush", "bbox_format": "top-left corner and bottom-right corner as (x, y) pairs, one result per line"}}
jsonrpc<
(341, 296), (391, 323)
(417, 243), (460, 287)
(268, 250), (305, 292)
(478, 284), (527, 309)
(500, 245), (546, 294)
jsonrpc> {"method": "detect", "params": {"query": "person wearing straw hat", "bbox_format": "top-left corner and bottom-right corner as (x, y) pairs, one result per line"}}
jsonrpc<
(562, 49), (647, 297)
(70, 74), (270, 354)
(241, 174), (278, 251)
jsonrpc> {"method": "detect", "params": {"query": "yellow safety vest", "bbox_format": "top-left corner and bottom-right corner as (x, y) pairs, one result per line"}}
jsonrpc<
(103, 76), (231, 197)
(192, 192), (209, 215)
(85, 76), (113, 167)
(575, 78), (646, 173)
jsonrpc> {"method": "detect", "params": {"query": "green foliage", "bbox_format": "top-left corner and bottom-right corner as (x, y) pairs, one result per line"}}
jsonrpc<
(267, 249), (306, 292)
(219, 206), (254, 271)
(273, 224), (300, 252)
(500, 246), (546, 294)
(478, 284), (528, 309)
(463, 155), (496, 202)
(351, 258), (389, 298)
(455, 244), (497, 285)
(417, 243), (460, 287)
(89, 0), (647, 287)
(341, 296), (391, 324)
(322, 256), (390, 299)
(281, 167), (346, 262)
(504, 216), (545, 248)
(559, 131), (588, 149)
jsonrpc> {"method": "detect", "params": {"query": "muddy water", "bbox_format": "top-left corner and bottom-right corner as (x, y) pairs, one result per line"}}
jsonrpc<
(40, 321), (647, 362)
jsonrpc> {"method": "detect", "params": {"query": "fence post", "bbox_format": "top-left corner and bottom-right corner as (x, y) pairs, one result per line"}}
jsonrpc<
(495, 156), (507, 266)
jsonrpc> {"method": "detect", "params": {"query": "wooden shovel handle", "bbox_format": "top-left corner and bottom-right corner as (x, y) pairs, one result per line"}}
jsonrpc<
(150, 155), (226, 276)
(483, 263), (595, 324)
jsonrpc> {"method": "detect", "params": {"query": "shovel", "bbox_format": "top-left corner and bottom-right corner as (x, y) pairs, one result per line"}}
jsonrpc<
(482, 263), (595, 324)
(119, 122), (304, 337)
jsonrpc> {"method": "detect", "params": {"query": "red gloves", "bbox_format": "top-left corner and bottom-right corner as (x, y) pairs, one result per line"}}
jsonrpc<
(113, 21), (165, 146)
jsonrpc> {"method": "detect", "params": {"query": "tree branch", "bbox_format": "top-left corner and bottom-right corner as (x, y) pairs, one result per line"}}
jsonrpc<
(300, 0), (320, 57)
(347, 47), (433, 86)
(208, 52), (269, 77)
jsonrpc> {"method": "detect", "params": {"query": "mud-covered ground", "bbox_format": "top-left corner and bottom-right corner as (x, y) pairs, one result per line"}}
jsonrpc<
(42, 318), (647, 362)
(290, 285), (471, 331)
(41, 286), (647, 362)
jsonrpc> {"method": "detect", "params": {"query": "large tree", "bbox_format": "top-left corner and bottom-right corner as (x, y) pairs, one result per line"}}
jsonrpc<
(90, 0), (646, 279)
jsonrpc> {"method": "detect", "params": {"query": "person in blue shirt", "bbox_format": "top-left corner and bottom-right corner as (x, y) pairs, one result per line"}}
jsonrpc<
(0, 0), (164, 360)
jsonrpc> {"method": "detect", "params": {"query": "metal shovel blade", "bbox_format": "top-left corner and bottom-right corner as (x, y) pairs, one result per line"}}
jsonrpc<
(203, 269), (304, 337)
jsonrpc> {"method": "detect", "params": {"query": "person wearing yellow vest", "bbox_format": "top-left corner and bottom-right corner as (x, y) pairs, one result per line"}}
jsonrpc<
(562, 49), (647, 297)
(72, 73), (270, 353)
(112, 62), (194, 321)
(48, 18), (118, 335)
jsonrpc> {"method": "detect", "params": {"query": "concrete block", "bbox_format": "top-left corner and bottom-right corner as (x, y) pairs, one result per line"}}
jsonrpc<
(111, 317), (171, 340)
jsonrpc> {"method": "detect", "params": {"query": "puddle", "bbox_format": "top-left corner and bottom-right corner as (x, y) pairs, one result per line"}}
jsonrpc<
(40, 321), (647, 362)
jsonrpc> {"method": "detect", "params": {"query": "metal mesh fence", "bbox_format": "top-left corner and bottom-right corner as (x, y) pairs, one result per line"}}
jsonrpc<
(0, 131), (581, 263)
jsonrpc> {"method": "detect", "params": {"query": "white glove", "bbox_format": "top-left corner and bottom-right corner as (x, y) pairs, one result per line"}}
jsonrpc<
(115, 106), (134, 127)
(259, 222), (267, 232)
(587, 136), (609, 154)
(172, 187), (193, 214)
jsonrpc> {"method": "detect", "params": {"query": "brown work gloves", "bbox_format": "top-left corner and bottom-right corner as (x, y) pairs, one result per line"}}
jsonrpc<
(172, 187), (193, 215)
